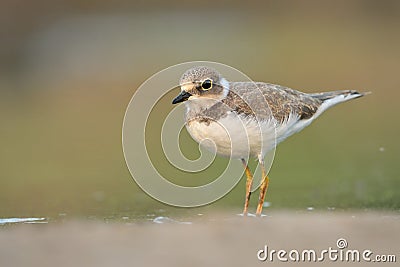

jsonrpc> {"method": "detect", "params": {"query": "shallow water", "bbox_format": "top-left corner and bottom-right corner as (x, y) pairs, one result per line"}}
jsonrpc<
(0, 205), (345, 226)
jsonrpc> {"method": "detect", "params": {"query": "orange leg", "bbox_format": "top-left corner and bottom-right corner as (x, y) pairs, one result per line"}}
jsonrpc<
(256, 160), (270, 216)
(241, 159), (254, 215)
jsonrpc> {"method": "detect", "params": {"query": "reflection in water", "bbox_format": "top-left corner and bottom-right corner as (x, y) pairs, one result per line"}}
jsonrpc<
(0, 217), (47, 225)
(152, 216), (192, 224)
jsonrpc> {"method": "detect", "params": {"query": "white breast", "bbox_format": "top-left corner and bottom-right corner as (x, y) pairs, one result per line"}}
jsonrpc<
(186, 112), (277, 159)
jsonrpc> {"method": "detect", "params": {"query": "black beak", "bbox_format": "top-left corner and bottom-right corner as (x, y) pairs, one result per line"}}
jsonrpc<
(172, 91), (192, 104)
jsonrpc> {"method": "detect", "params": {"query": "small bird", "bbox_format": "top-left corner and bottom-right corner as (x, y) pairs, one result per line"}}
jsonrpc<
(172, 66), (365, 216)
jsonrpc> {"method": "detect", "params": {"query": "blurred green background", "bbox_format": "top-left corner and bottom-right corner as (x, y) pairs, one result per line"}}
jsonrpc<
(1, 0), (399, 219)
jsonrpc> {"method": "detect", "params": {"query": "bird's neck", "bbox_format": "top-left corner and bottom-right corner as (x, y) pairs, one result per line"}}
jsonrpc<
(185, 98), (219, 115)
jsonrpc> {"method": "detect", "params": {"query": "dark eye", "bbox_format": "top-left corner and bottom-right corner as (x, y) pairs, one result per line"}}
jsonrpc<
(201, 79), (213, 90)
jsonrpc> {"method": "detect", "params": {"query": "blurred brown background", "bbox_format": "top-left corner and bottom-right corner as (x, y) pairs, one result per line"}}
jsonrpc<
(0, 0), (399, 219)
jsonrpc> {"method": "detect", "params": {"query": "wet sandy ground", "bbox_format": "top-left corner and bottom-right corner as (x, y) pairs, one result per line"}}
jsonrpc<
(0, 212), (399, 267)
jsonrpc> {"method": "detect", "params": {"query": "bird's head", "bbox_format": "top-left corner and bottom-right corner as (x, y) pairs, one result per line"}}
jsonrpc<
(172, 66), (229, 104)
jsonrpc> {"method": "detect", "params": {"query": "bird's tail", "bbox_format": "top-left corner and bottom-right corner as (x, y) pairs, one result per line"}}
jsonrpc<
(309, 90), (367, 102)
(309, 90), (369, 113)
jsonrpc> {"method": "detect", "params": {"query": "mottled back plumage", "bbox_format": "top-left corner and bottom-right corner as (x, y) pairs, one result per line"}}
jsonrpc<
(224, 82), (322, 122)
